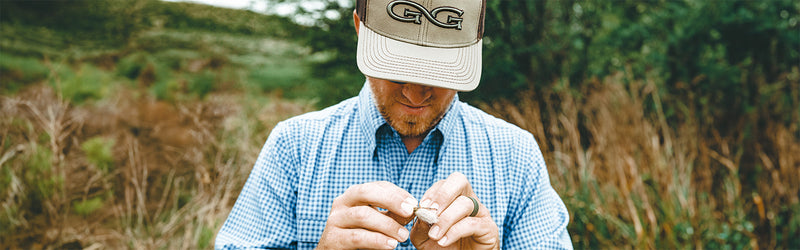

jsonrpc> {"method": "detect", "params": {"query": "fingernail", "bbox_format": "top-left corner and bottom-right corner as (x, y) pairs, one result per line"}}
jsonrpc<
(438, 236), (448, 246)
(430, 202), (440, 211)
(420, 199), (431, 207)
(401, 197), (416, 216)
(387, 239), (398, 248)
(428, 225), (440, 239)
(398, 228), (409, 241)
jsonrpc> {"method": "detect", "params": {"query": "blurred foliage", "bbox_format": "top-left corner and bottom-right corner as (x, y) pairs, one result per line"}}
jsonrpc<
(81, 137), (116, 173)
(0, 0), (302, 49)
(1, 0), (312, 102)
(23, 144), (61, 214)
(271, 0), (800, 248)
(72, 196), (106, 217)
(0, 0), (798, 248)
(0, 0), (149, 45)
(0, 0), (318, 247)
(51, 64), (115, 104)
(277, 0), (799, 118)
(272, 0), (363, 107)
(0, 52), (49, 93)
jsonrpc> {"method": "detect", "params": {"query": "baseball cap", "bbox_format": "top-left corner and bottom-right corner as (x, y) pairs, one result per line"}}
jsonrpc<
(356, 0), (486, 91)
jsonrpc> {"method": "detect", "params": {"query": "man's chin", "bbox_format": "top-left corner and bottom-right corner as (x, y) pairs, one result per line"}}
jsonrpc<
(394, 123), (430, 138)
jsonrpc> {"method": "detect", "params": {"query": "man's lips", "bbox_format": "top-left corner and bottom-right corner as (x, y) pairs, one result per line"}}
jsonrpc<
(398, 102), (429, 114)
(402, 103), (426, 108)
(397, 98), (430, 108)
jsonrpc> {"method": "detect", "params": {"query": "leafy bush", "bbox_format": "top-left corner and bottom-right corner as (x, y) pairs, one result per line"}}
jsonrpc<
(0, 0), (151, 45)
(72, 197), (105, 217)
(248, 63), (307, 93)
(81, 137), (115, 173)
(190, 70), (216, 98)
(150, 78), (181, 101)
(22, 144), (61, 215)
(0, 52), (49, 93)
(51, 64), (112, 104)
(116, 52), (151, 80)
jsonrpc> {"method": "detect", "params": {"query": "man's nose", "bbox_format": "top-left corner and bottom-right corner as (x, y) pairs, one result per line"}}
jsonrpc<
(401, 83), (432, 106)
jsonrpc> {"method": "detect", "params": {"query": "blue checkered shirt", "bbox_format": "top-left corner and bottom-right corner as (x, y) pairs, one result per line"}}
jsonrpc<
(215, 83), (572, 249)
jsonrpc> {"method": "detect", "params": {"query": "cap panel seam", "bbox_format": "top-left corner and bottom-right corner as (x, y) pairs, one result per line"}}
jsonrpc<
(359, 0), (368, 22)
(478, 0), (485, 39)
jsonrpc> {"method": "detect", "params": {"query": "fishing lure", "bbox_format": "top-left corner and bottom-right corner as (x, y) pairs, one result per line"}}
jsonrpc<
(414, 206), (438, 224)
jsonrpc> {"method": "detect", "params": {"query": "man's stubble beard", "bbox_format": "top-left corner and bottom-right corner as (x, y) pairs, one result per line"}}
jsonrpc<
(369, 79), (454, 138)
(378, 105), (447, 138)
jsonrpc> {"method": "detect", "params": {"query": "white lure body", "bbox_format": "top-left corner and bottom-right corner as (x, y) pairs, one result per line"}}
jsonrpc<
(415, 208), (438, 224)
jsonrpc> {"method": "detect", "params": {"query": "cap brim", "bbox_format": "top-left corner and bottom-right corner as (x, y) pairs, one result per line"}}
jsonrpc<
(356, 23), (481, 92)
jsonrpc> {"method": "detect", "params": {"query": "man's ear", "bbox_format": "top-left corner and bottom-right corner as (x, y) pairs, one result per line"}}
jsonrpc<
(353, 10), (360, 35)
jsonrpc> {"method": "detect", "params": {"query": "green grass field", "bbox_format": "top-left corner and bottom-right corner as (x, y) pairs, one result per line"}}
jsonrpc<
(1, 0), (798, 249)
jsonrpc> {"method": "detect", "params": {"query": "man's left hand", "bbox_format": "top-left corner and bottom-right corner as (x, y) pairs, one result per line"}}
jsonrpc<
(410, 172), (500, 250)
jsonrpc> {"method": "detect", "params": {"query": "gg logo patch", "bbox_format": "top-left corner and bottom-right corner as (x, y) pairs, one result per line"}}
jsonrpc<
(387, 0), (464, 30)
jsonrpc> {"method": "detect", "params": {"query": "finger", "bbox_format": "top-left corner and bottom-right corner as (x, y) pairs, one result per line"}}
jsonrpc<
(436, 217), (499, 248)
(410, 216), (437, 248)
(340, 228), (402, 250)
(383, 210), (415, 226)
(332, 206), (410, 242)
(418, 180), (444, 209)
(427, 195), (475, 240)
(420, 172), (472, 215)
(334, 181), (418, 217)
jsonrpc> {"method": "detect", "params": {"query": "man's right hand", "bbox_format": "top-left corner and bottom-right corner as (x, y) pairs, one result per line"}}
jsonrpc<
(316, 181), (418, 249)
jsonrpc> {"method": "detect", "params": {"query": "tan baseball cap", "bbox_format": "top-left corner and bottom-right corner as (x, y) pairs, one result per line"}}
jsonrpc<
(356, 0), (486, 91)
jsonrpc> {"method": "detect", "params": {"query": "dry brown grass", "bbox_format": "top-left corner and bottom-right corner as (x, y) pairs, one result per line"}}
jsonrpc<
(0, 84), (312, 249)
(1, 69), (797, 249)
(483, 72), (800, 249)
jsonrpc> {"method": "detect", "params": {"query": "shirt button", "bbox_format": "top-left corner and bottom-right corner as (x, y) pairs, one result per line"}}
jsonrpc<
(400, 239), (411, 247)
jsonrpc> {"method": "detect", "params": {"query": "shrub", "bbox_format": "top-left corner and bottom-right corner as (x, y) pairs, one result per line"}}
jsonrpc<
(0, 52), (49, 93)
(116, 53), (150, 80)
(22, 144), (60, 215)
(248, 63), (306, 93)
(51, 64), (113, 104)
(81, 137), (115, 173)
(72, 197), (105, 217)
(189, 70), (216, 98)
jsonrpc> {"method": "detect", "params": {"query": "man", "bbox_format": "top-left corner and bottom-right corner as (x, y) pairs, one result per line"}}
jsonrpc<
(216, 0), (572, 249)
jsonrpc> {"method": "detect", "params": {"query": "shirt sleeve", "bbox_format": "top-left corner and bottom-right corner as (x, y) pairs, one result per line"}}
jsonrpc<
(215, 122), (300, 249)
(503, 132), (573, 249)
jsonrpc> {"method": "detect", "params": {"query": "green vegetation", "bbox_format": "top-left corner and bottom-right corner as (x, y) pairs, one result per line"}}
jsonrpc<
(0, 0), (314, 248)
(0, 0), (798, 249)
(0, 52), (49, 93)
(289, 1), (799, 248)
(81, 137), (116, 173)
(73, 196), (106, 216)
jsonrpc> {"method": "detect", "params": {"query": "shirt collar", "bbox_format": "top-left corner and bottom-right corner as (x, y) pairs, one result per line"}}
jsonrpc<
(357, 81), (461, 150)
(435, 93), (460, 141)
(358, 81), (386, 150)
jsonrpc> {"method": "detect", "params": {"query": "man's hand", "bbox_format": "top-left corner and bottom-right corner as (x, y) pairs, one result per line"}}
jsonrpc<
(410, 172), (500, 250)
(317, 181), (418, 249)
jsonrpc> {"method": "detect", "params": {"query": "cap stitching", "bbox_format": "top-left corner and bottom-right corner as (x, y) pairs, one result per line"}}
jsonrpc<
(364, 31), (479, 81)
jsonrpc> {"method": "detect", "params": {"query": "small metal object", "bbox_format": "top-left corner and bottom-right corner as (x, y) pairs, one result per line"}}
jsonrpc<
(414, 206), (438, 224)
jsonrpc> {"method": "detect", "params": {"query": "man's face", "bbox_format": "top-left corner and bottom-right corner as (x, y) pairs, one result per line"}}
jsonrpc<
(369, 77), (457, 138)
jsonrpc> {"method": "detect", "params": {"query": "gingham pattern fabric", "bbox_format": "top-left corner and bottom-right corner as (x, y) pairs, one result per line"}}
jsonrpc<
(215, 82), (572, 249)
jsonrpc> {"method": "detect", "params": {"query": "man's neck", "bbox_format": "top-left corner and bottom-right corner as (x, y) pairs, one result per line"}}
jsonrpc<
(401, 135), (425, 153)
